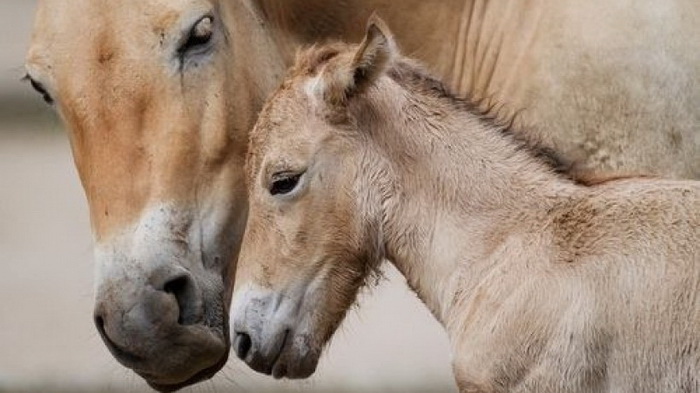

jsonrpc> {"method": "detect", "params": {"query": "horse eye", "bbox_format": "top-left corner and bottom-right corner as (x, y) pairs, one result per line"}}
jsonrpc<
(23, 75), (54, 105)
(179, 16), (214, 55)
(270, 173), (302, 196)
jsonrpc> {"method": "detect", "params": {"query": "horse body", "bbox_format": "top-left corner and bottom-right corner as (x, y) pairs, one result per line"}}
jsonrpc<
(24, 0), (700, 388)
(232, 20), (700, 391)
(447, 180), (700, 392)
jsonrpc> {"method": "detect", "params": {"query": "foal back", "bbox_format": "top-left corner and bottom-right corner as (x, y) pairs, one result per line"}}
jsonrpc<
(451, 179), (700, 393)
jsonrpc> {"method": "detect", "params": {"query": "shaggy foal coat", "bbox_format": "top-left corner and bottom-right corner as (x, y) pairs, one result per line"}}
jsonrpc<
(233, 18), (700, 392)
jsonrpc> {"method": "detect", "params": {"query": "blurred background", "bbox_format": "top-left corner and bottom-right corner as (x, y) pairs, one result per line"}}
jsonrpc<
(0, 1), (455, 392)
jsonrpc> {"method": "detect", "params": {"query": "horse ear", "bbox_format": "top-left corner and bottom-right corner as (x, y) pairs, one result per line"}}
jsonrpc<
(350, 15), (397, 94)
(319, 15), (397, 106)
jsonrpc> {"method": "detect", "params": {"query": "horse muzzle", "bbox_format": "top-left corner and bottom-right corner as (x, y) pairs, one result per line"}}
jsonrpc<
(91, 204), (235, 391)
(230, 286), (320, 379)
(93, 259), (230, 391)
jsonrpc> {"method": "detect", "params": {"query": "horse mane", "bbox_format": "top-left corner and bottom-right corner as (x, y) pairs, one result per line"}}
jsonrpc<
(293, 44), (643, 187)
(385, 59), (578, 181)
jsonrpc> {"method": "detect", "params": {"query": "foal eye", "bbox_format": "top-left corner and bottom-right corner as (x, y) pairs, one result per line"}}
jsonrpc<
(270, 173), (303, 196)
(179, 15), (214, 55)
(23, 75), (53, 105)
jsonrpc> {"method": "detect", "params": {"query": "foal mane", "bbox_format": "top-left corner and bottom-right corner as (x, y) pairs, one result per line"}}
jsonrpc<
(292, 44), (622, 186)
(385, 60), (576, 182)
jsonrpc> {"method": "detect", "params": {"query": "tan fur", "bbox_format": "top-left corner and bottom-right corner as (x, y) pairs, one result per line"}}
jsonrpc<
(25, 0), (700, 387)
(26, 0), (700, 247)
(235, 20), (700, 392)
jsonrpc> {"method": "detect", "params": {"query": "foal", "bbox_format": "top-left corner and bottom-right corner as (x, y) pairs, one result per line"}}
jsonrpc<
(231, 17), (700, 392)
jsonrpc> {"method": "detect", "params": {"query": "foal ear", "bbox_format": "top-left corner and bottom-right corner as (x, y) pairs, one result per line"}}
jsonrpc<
(323, 15), (397, 105)
(351, 15), (397, 93)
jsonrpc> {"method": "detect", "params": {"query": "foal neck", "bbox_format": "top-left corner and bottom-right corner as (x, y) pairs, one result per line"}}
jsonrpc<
(350, 64), (578, 325)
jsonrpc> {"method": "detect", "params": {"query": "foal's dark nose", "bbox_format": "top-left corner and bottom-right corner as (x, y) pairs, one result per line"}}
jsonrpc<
(234, 331), (253, 360)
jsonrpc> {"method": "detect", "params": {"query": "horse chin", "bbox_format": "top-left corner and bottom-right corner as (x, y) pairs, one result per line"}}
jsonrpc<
(270, 333), (321, 380)
(125, 323), (230, 392)
(145, 347), (230, 392)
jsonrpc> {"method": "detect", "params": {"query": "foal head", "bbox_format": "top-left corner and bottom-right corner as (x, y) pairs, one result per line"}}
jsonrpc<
(230, 17), (397, 379)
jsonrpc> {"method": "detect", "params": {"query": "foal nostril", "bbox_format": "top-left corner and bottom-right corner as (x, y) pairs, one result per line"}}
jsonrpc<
(163, 273), (200, 326)
(234, 332), (252, 360)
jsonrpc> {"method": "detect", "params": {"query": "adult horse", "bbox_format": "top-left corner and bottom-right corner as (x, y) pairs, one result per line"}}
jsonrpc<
(24, 0), (700, 390)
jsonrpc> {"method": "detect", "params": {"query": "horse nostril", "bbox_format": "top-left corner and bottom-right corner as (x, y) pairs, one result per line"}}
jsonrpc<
(234, 332), (252, 360)
(94, 314), (107, 337)
(93, 313), (143, 364)
(163, 273), (200, 326)
(94, 314), (115, 350)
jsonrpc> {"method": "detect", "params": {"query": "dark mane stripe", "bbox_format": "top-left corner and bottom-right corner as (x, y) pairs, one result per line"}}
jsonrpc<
(386, 60), (576, 180)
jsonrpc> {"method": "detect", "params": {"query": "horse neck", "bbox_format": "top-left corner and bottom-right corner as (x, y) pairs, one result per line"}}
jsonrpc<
(350, 73), (578, 326)
(254, 0), (545, 104)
